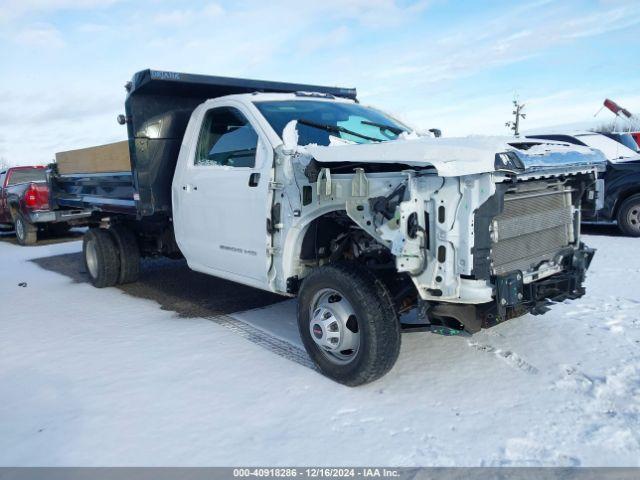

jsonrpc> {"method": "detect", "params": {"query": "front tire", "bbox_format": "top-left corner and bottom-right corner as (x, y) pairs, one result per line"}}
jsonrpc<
(15, 213), (37, 246)
(617, 194), (640, 237)
(297, 263), (401, 386)
(83, 228), (120, 288)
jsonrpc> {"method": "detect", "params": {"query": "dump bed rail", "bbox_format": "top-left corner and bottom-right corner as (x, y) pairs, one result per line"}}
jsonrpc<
(50, 172), (137, 215)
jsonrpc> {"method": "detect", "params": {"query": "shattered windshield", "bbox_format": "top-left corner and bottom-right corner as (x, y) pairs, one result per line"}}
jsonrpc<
(254, 100), (410, 146)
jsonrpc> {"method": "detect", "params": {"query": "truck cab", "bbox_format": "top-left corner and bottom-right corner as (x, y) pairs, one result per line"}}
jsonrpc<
(171, 93), (413, 290)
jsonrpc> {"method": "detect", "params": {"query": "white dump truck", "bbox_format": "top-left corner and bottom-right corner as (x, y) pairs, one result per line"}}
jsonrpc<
(48, 70), (604, 385)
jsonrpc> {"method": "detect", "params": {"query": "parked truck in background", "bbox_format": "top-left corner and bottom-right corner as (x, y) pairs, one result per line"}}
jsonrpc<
(46, 70), (604, 385)
(0, 166), (85, 245)
(527, 131), (640, 236)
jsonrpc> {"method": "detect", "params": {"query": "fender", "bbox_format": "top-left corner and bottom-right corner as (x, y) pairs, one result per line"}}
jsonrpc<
(600, 160), (640, 220)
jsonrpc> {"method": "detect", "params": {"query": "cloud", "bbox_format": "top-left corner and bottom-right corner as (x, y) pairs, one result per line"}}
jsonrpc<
(323, 0), (432, 27)
(152, 9), (194, 26)
(202, 3), (224, 17)
(13, 24), (65, 48)
(77, 22), (110, 33)
(1, 0), (639, 165)
(152, 3), (225, 27)
(0, 0), (123, 21)
(562, 9), (640, 39)
(297, 26), (351, 55)
(349, 0), (639, 101)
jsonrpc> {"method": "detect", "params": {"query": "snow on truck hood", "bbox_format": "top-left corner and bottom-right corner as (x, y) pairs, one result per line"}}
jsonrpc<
(303, 135), (606, 177)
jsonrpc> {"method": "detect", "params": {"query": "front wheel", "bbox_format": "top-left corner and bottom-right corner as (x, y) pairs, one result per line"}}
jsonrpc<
(617, 194), (640, 237)
(297, 263), (401, 386)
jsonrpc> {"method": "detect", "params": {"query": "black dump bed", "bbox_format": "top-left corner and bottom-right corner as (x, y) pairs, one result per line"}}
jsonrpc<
(53, 69), (357, 219)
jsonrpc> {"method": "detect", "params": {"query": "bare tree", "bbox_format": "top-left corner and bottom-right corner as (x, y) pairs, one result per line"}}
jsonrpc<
(505, 98), (526, 137)
(0, 157), (11, 170)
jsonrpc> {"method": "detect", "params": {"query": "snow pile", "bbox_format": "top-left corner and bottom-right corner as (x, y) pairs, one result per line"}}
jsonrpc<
(0, 231), (639, 466)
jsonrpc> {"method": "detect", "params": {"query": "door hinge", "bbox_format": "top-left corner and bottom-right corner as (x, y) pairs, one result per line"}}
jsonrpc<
(269, 181), (284, 190)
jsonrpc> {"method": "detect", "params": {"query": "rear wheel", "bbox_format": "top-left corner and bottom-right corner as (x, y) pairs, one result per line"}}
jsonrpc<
(83, 228), (120, 288)
(297, 263), (401, 386)
(15, 213), (37, 246)
(617, 194), (640, 237)
(109, 224), (140, 284)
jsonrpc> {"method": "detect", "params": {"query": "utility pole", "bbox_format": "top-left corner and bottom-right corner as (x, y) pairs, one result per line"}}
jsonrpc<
(505, 98), (526, 137)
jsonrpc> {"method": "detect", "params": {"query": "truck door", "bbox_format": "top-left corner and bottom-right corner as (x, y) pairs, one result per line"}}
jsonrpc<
(172, 105), (272, 287)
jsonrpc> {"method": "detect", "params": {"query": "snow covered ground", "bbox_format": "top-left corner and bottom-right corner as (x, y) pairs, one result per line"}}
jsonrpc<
(0, 229), (638, 466)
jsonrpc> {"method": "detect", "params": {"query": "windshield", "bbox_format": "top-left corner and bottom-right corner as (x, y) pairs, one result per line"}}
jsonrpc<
(254, 100), (410, 146)
(576, 133), (638, 161)
(602, 133), (639, 152)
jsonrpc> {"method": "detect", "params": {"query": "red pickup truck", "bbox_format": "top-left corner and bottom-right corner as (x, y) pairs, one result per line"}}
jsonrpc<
(0, 166), (76, 245)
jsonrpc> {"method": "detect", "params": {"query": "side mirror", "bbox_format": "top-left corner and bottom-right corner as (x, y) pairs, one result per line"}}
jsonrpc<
(429, 128), (442, 138)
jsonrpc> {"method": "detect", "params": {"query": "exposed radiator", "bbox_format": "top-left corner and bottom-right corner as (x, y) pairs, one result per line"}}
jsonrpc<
(490, 183), (575, 275)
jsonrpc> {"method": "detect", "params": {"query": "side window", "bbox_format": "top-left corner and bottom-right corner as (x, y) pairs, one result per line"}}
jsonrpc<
(195, 107), (258, 168)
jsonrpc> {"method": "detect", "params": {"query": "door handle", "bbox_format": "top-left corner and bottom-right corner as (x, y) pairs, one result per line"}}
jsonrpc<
(249, 173), (260, 187)
(182, 184), (198, 192)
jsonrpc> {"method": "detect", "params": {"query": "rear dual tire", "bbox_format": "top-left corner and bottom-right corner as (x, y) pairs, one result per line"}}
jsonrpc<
(83, 226), (140, 288)
(110, 224), (140, 284)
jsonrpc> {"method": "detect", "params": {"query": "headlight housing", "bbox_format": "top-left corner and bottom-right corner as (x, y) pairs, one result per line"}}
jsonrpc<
(494, 151), (525, 172)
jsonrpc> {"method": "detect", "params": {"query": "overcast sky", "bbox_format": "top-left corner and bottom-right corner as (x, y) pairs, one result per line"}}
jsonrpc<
(1, 0), (639, 166)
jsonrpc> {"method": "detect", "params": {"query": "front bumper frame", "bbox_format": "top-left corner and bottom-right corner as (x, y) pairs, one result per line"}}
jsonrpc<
(417, 243), (595, 334)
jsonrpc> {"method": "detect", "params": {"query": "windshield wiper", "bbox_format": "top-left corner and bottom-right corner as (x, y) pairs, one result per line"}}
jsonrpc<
(297, 118), (382, 143)
(360, 120), (404, 135)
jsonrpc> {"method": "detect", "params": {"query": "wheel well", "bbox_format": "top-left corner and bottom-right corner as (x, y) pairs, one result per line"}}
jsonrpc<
(8, 202), (19, 221)
(613, 189), (640, 217)
(300, 212), (354, 262)
(298, 211), (417, 313)
(299, 211), (391, 265)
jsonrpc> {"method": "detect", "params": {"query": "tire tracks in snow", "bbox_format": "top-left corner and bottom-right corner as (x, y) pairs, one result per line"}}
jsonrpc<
(204, 313), (316, 370)
(467, 341), (539, 374)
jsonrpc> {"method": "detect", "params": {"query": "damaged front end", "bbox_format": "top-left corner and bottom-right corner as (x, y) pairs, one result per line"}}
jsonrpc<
(275, 132), (604, 337)
(360, 158), (600, 336)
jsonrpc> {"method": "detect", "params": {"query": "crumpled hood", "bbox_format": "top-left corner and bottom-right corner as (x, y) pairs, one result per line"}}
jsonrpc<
(303, 135), (606, 177)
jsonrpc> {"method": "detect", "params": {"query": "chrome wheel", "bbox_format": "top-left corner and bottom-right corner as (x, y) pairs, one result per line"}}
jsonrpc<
(309, 288), (360, 364)
(15, 218), (25, 241)
(85, 238), (99, 278)
(625, 203), (640, 234)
